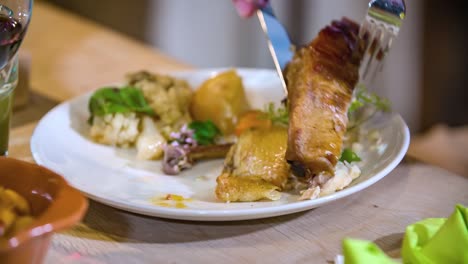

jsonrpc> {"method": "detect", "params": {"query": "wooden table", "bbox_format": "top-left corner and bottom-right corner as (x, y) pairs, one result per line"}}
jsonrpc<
(9, 2), (468, 263)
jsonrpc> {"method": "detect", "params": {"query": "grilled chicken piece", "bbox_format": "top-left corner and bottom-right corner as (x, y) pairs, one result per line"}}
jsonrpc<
(216, 174), (281, 202)
(215, 126), (289, 202)
(285, 18), (365, 178)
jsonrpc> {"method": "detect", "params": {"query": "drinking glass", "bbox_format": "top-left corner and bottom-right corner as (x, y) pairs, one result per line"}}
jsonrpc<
(0, 0), (32, 156)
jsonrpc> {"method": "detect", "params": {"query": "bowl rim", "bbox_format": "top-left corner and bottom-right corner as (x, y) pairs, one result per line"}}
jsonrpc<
(0, 157), (88, 251)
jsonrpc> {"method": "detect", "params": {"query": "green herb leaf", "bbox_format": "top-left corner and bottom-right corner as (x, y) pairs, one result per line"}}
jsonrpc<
(189, 120), (221, 145)
(119, 87), (155, 115)
(348, 84), (391, 114)
(262, 102), (289, 125)
(88, 86), (155, 122)
(348, 100), (365, 114)
(347, 84), (392, 130)
(339, 148), (362, 163)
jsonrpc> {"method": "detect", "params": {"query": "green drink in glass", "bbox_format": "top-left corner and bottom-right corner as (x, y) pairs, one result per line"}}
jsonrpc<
(0, 69), (15, 156)
(0, 1), (32, 156)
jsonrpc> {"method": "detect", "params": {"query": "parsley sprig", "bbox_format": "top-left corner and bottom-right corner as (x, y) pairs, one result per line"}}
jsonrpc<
(339, 148), (362, 163)
(88, 86), (154, 124)
(347, 84), (391, 130)
(188, 120), (221, 145)
(348, 84), (391, 114)
(262, 102), (289, 126)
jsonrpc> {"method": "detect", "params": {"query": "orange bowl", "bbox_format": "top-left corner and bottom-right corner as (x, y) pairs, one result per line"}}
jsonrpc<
(0, 157), (88, 264)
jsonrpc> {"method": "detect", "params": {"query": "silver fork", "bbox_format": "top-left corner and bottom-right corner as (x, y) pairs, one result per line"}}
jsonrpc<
(359, 0), (406, 83)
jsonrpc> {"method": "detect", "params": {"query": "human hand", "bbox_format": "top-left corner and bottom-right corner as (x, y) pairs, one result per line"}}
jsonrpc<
(232, 0), (269, 18)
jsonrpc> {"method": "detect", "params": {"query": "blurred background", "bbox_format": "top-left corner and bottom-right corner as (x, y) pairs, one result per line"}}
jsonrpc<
(44, 0), (467, 135)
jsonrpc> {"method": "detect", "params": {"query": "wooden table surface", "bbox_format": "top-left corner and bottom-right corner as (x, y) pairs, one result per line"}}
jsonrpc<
(8, 2), (468, 264)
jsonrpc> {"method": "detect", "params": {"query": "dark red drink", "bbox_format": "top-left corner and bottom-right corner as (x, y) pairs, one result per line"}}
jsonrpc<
(0, 14), (23, 69)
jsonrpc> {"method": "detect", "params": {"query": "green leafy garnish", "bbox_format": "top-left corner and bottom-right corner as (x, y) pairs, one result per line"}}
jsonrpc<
(88, 86), (154, 123)
(347, 84), (392, 130)
(348, 84), (391, 114)
(188, 120), (221, 145)
(263, 102), (289, 125)
(259, 85), (390, 128)
(339, 148), (362, 163)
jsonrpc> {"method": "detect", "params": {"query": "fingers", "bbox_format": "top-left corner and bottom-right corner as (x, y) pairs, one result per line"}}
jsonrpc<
(232, 0), (269, 18)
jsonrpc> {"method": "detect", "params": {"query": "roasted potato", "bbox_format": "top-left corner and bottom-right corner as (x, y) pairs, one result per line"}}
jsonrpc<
(0, 187), (35, 238)
(190, 70), (250, 135)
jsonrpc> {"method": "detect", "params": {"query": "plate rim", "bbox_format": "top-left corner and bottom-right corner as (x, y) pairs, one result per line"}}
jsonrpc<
(30, 68), (410, 221)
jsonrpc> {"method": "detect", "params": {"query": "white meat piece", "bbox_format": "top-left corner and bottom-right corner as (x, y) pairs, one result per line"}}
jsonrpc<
(298, 162), (361, 200)
(136, 116), (166, 160)
(319, 162), (361, 197)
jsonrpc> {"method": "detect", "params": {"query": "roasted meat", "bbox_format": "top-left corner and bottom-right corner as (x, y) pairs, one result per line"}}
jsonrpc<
(215, 126), (289, 202)
(285, 18), (365, 178)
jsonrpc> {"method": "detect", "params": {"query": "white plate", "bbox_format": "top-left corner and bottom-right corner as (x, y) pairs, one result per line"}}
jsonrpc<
(31, 68), (410, 221)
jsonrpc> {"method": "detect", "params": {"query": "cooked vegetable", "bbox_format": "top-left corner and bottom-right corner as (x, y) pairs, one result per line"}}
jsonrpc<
(234, 104), (288, 136)
(0, 188), (30, 215)
(188, 120), (221, 146)
(339, 148), (362, 163)
(190, 70), (250, 135)
(0, 187), (35, 238)
(87, 86), (153, 147)
(89, 113), (140, 147)
(235, 110), (272, 136)
(127, 71), (192, 138)
(136, 116), (166, 160)
(89, 71), (193, 148)
(88, 86), (154, 124)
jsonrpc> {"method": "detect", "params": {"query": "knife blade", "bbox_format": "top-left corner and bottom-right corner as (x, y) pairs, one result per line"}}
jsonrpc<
(257, 3), (293, 95)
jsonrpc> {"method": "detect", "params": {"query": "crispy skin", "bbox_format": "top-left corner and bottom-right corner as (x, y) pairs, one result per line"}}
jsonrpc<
(285, 18), (365, 178)
(216, 174), (281, 202)
(215, 126), (289, 202)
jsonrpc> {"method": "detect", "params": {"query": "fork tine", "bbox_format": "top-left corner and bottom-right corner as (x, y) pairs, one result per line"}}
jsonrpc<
(365, 28), (392, 82)
(359, 0), (406, 85)
(372, 34), (395, 80)
(360, 21), (382, 81)
(358, 22), (373, 78)
(363, 28), (383, 80)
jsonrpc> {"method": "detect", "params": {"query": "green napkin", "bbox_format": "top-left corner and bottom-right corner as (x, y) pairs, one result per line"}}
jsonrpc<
(343, 239), (398, 264)
(342, 204), (467, 264)
(402, 204), (468, 264)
